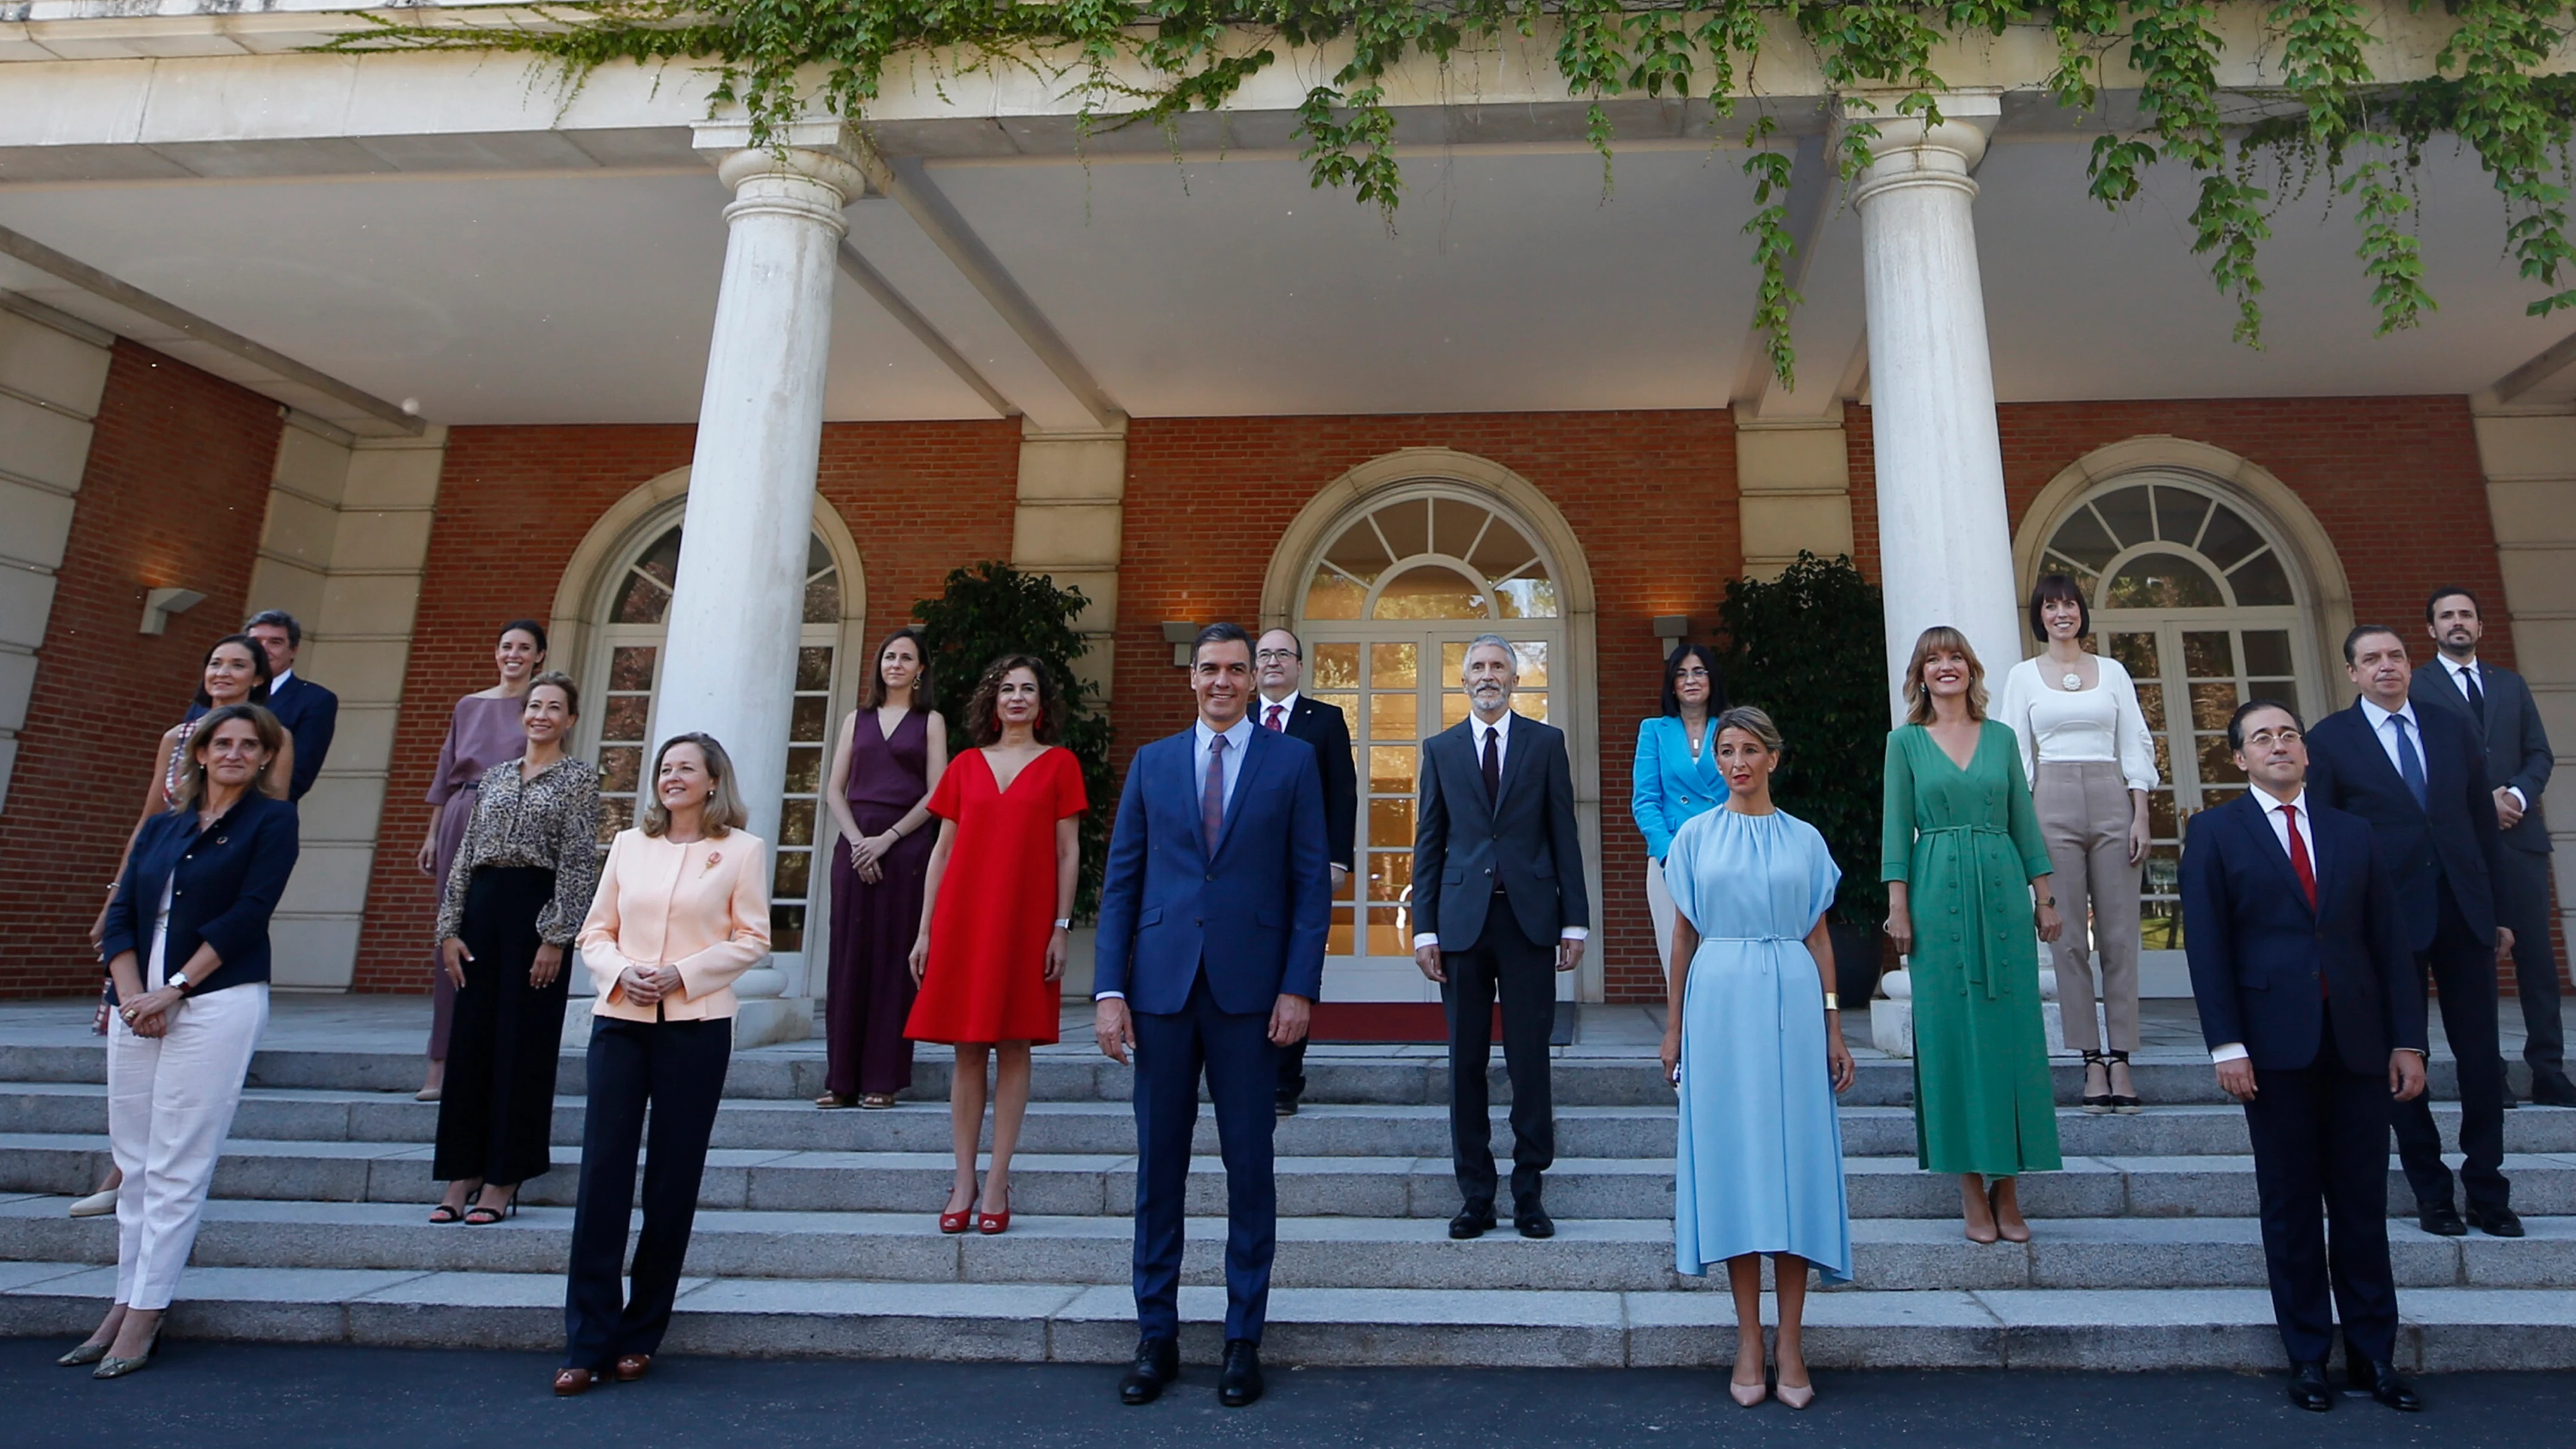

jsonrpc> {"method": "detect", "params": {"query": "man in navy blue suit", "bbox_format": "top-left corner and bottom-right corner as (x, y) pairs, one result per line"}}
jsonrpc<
(186, 610), (338, 801)
(2184, 699), (2427, 1413)
(2306, 624), (2519, 1239)
(1093, 622), (1331, 1410)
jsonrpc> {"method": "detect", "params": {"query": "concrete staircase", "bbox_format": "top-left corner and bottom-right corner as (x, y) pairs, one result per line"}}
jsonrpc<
(2, 1030), (2573, 1371)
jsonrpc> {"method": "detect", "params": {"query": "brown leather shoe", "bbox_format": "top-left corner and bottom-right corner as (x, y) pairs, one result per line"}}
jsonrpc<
(553, 1368), (598, 1396)
(613, 1353), (651, 1383)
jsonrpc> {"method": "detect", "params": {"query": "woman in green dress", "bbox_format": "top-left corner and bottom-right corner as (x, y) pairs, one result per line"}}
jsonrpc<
(1882, 626), (2065, 1244)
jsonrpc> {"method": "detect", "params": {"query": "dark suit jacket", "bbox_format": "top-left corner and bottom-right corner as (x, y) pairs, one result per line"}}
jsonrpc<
(1275, 695), (1357, 873)
(2306, 697), (2506, 951)
(2412, 657), (2553, 856)
(2182, 790), (2426, 1073)
(101, 791), (300, 998)
(1412, 712), (1590, 952)
(189, 674), (338, 801)
(1093, 723), (1332, 1017)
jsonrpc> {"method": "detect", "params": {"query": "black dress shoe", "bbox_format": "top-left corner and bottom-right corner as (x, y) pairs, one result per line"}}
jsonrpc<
(1448, 1206), (1497, 1240)
(2348, 1356), (2421, 1412)
(1274, 1097), (1299, 1118)
(2285, 1361), (2332, 1412)
(2466, 1202), (2525, 1238)
(1515, 1208), (1555, 1239)
(1118, 1337), (1178, 1406)
(1217, 1339), (1264, 1407)
(2415, 1199), (2467, 1236)
(2531, 1072), (2576, 1108)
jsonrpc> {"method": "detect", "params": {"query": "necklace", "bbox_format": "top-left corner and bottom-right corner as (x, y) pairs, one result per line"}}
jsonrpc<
(2061, 670), (2083, 690)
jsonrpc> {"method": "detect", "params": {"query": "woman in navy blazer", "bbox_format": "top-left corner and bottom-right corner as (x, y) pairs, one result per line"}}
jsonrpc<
(63, 703), (298, 1379)
(1631, 644), (1727, 979)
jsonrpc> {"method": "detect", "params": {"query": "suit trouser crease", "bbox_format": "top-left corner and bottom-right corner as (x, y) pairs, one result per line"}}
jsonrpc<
(564, 1016), (730, 1370)
(2243, 1034), (2400, 1367)
(2034, 760), (2141, 1054)
(1443, 909), (1556, 1210)
(2390, 880), (2510, 1211)
(107, 983), (269, 1311)
(1131, 973), (1278, 1345)
(2494, 846), (2565, 1075)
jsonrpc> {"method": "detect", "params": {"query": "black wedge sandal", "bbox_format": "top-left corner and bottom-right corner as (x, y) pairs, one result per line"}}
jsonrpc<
(2106, 1049), (2144, 1114)
(2079, 1050), (2115, 1114)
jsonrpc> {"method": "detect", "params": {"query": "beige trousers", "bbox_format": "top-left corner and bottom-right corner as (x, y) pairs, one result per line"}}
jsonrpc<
(2034, 761), (2141, 1053)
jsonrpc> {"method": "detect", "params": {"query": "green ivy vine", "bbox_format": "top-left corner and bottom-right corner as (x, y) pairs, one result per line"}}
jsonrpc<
(325, 2), (2576, 380)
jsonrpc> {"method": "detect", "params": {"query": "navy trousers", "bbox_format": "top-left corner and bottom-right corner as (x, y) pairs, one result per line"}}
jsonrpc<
(1131, 972), (1279, 1345)
(563, 1016), (730, 1371)
(2392, 880), (2509, 1213)
(2244, 1013), (2399, 1368)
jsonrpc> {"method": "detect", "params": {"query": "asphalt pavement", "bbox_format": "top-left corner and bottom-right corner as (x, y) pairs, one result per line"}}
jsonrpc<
(10, 1339), (2572, 1448)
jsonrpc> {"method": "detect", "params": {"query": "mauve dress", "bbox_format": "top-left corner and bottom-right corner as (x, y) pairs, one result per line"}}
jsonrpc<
(426, 694), (533, 1060)
(824, 708), (934, 1097)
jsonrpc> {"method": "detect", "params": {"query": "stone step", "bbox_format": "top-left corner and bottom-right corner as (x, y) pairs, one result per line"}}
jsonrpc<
(8, 1081), (2573, 1159)
(4, 1194), (2567, 1294)
(10, 1039), (2483, 1107)
(8, 1133), (2573, 1221)
(2, 1262), (2568, 1371)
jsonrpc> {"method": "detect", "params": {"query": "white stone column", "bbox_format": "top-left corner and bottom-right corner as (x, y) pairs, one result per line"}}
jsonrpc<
(657, 123), (870, 1046)
(1845, 93), (2020, 721)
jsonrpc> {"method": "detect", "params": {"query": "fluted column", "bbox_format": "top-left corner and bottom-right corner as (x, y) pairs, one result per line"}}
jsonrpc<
(1845, 92), (2020, 719)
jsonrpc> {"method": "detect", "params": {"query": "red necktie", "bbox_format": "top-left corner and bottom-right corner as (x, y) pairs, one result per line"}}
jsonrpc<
(1264, 704), (1285, 732)
(2281, 803), (2317, 909)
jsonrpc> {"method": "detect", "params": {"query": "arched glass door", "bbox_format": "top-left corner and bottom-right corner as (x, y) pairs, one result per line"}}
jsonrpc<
(580, 522), (847, 980)
(1296, 489), (1566, 1002)
(2035, 477), (2321, 974)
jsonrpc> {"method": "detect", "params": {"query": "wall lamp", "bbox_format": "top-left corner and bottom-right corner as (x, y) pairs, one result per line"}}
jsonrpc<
(1162, 620), (1200, 667)
(141, 586), (207, 636)
(1652, 615), (1694, 648)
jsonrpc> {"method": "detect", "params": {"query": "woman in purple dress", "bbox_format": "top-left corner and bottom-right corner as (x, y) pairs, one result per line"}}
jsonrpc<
(816, 628), (948, 1109)
(413, 620), (548, 1101)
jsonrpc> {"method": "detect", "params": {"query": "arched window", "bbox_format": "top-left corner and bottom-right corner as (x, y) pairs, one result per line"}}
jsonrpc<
(583, 521), (847, 965)
(2036, 476), (2321, 959)
(1295, 488), (1568, 1000)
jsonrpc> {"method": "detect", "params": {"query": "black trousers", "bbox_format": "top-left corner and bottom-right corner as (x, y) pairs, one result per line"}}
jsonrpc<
(2393, 879), (2510, 1214)
(2494, 845), (2566, 1080)
(2244, 1017), (2400, 1368)
(432, 867), (571, 1186)
(563, 1016), (731, 1371)
(1442, 902), (1556, 1211)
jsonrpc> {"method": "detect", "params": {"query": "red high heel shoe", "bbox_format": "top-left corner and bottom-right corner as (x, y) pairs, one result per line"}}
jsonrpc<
(977, 1186), (1011, 1236)
(938, 1182), (977, 1235)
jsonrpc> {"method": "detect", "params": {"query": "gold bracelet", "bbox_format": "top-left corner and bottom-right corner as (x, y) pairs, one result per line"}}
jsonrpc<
(1823, 992), (1839, 1011)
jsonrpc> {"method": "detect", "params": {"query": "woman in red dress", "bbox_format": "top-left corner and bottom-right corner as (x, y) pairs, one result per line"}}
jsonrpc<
(906, 654), (1085, 1236)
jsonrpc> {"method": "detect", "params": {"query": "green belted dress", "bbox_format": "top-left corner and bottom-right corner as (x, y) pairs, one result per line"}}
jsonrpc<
(1881, 721), (2064, 1177)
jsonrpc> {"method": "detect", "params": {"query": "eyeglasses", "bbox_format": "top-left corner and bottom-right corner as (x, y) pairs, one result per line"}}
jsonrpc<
(1673, 667), (1711, 681)
(1254, 650), (1300, 663)
(2243, 727), (2303, 747)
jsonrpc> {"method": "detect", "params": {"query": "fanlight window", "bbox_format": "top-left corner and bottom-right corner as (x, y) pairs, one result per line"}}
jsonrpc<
(1303, 495), (1559, 622)
(2038, 482), (2295, 610)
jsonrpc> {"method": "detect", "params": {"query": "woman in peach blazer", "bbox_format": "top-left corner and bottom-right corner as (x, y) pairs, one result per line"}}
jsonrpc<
(557, 732), (769, 1396)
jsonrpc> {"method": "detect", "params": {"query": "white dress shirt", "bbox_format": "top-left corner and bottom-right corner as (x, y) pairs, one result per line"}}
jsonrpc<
(269, 667), (296, 692)
(1415, 709), (1585, 949)
(2358, 696), (2424, 787)
(2442, 656), (2525, 809)
(1258, 690), (1300, 734)
(1193, 715), (1254, 814)
(2211, 788), (2318, 1066)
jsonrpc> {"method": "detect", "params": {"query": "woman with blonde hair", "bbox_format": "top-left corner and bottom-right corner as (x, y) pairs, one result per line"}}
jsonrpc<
(1881, 626), (2063, 1244)
(558, 732), (768, 1395)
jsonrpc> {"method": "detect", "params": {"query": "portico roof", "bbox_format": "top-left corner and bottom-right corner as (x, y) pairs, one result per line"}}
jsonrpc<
(4, 2), (2572, 435)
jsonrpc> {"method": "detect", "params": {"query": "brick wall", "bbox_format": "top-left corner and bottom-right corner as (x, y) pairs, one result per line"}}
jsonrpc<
(348, 422), (1021, 996)
(1119, 411), (1741, 1004)
(0, 343), (281, 996)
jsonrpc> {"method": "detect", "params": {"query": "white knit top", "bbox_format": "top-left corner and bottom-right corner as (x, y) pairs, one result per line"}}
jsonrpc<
(1995, 654), (2159, 793)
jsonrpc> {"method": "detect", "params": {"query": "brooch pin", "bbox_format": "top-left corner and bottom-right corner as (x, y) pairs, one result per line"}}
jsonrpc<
(702, 850), (722, 874)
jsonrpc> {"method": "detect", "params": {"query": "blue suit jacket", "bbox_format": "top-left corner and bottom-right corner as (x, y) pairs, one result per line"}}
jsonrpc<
(189, 674), (338, 801)
(1093, 722), (1332, 1016)
(101, 791), (300, 998)
(1630, 715), (1725, 862)
(2181, 790), (2424, 1074)
(2304, 698), (2504, 951)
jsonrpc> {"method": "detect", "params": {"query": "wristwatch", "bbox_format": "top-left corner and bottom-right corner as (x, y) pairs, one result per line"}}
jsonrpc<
(1053, 918), (1073, 930)
(166, 971), (194, 995)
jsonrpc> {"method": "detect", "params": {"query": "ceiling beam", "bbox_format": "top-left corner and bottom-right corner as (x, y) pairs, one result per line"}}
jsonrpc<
(2492, 327), (2576, 404)
(0, 223), (426, 436)
(1728, 133), (1842, 416)
(834, 240), (1020, 420)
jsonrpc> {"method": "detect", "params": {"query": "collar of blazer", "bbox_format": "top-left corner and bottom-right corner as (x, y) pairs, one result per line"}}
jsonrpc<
(1181, 721), (1282, 863)
(1449, 710), (1539, 808)
(2230, 789), (2323, 918)
(2338, 697), (2443, 802)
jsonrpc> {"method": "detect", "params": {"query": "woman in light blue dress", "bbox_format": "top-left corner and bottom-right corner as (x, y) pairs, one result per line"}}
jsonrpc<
(1658, 706), (1855, 1410)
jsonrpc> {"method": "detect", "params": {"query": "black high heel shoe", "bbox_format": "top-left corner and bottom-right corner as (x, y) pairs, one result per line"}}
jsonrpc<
(462, 1195), (518, 1226)
(2079, 1051), (2114, 1113)
(2106, 1049), (2144, 1114)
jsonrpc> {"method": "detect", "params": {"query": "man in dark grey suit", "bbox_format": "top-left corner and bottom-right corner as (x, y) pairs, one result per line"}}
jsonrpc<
(1412, 634), (1589, 1240)
(184, 608), (338, 802)
(2412, 586), (2572, 1106)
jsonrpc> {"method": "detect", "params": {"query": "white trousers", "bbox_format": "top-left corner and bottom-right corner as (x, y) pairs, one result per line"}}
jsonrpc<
(107, 983), (267, 1310)
(1646, 859), (1678, 980)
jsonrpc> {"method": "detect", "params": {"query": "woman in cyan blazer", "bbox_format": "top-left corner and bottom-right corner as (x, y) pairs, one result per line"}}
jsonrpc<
(63, 704), (298, 1379)
(1632, 643), (1729, 979)
(557, 732), (769, 1396)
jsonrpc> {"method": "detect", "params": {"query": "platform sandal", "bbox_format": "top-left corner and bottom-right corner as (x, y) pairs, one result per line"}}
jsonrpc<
(2106, 1049), (2144, 1114)
(2079, 1050), (2115, 1114)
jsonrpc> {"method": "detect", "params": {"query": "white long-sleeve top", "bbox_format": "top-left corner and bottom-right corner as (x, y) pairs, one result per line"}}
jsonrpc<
(1996, 654), (2160, 793)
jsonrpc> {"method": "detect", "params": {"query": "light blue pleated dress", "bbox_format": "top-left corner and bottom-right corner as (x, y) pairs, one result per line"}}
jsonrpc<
(1668, 806), (1852, 1283)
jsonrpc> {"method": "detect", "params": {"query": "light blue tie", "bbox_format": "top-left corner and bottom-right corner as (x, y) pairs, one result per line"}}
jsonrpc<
(2390, 713), (2428, 811)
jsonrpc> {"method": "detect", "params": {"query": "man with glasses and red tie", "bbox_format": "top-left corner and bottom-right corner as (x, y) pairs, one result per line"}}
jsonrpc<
(1252, 628), (1358, 1117)
(2306, 624), (2519, 1242)
(2183, 699), (2426, 1413)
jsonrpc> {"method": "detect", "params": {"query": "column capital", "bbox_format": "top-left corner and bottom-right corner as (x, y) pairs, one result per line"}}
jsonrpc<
(1837, 90), (2002, 207)
(692, 117), (882, 207)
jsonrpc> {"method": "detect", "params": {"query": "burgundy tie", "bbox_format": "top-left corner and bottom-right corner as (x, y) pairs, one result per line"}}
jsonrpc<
(1264, 703), (1285, 732)
(2283, 803), (2324, 999)
(1202, 734), (1229, 856)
